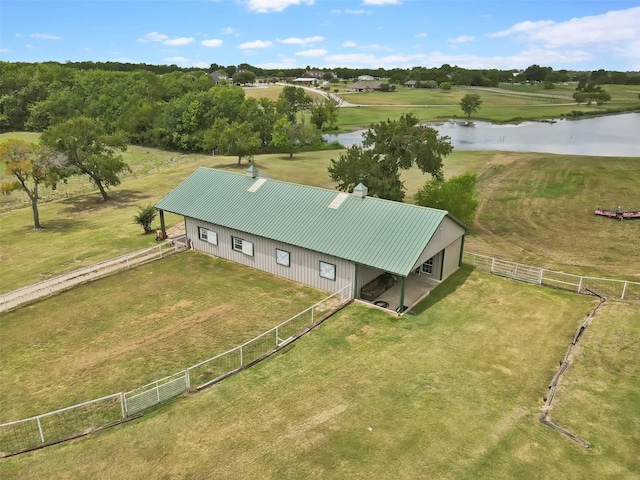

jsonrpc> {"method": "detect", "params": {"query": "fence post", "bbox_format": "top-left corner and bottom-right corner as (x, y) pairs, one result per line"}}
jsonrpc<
(240, 346), (244, 367)
(311, 305), (315, 325)
(491, 257), (496, 274)
(119, 392), (126, 418)
(36, 417), (45, 443)
(539, 268), (544, 285)
(275, 326), (280, 345)
(48, 280), (54, 296)
(185, 369), (190, 392)
(126, 255), (130, 269)
(621, 282), (627, 300)
(578, 277), (583, 293)
(156, 380), (161, 403)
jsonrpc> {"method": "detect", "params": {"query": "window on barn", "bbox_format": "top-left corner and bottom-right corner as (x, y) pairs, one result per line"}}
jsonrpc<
(276, 249), (290, 267)
(232, 236), (254, 256)
(421, 257), (434, 276)
(319, 261), (336, 281)
(199, 227), (217, 245)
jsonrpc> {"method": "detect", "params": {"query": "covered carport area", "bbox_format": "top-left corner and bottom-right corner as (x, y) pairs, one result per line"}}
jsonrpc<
(355, 232), (465, 315)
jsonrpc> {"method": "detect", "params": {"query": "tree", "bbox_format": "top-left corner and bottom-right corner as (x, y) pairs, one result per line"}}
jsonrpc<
(439, 82), (452, 90)
(205, 119), (260, 165)
(414, 174), (478, 225)
(0, 139), (62, 228)
(40, 117), (129, 201)
(309, 96), (339, 131)
(328, 113), (453, 201)
(232, 71), (256, 85)
(277, 86), (312, 123)
(573, 81), (611, 105)
(133, 204), (157, 233)
(460, 93), (483, 118)
(271, 118), (322, 158)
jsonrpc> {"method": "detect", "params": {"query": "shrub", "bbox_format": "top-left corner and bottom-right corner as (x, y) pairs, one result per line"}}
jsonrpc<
(133, 204), (157, 233)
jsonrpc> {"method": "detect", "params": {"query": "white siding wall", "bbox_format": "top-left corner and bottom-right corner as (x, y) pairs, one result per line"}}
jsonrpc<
(186, 218), (355, 293)
(411, 217), (466, 274)
(442, 236), (463, 280)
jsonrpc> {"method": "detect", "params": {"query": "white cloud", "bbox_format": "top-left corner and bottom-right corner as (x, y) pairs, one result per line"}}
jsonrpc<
(239, 40), (273, 49)
(295, 49), (327, 57)
(30, 33), (60, 40)
(343, 41), (357, 47)
(257, 57), (298, 69)
(345, 9), (370, 15)
(415, 33), (427, 38)
(165, 37), (195, 46)
(330, 9), (341, 14)
(244, 0), (314, 14)
(278, 36), (324, 45)
(363, 0), (400, 4)
(138, 32), (169, 43)
(165, 56), (189, 64)
(220, 27), (235, 35)
(202, 39), (223, 47)
(0, 48), (11, 53)
(448, 35), (475, 45)
(487, 6), (640, 49)
(192, 61), (211, 68)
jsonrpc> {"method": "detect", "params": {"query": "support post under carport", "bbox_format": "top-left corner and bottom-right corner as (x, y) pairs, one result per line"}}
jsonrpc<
(398, 276), (406, 314)
(159, 209), (166, 239)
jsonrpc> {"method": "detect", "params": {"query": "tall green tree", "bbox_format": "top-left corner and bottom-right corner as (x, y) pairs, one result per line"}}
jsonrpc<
(310, 96), (339, 131)
(40, 117), (129, 201)
(204, 119), (260, 165)
(277, 86), (312, 123)
(271, 118), (322, 158)
(0, 139), (62, 228)
(460, 93), (483, 118)
(414, 173), (479, 225)
(328, 113), (453, 201)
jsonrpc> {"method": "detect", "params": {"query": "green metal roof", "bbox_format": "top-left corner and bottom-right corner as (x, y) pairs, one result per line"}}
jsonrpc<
(156, 167), (459, 276)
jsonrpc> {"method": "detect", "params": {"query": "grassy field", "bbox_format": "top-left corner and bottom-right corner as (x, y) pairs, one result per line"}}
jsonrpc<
(1, 131), (638, 291)
(4, 267), (639, 479)
(0, 252), (326, 422)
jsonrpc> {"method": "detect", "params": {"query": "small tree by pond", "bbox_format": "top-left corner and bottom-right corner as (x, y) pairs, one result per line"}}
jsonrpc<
(460, 93), (483, 118)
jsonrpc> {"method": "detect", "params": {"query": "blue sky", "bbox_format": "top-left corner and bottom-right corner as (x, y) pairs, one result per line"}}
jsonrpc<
(2, 0), (640, 71)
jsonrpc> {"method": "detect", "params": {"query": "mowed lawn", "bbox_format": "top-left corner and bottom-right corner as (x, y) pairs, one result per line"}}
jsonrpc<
(0, 252), (326, 422)
(5, 267), (639, 479)
(461, 152), (640, 281)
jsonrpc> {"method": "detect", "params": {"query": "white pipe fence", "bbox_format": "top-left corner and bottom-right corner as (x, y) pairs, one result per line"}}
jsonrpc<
(0, 284), (352, 456)
(0, 243), (180, 313)
(463, 252), (640, 301)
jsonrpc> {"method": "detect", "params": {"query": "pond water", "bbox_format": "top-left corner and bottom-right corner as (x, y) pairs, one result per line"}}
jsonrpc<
(324, 112), (640, 157)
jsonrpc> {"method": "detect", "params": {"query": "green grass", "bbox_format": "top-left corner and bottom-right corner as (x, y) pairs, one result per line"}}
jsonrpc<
(464, 152), (640, 280)
(5, 267), (636, 479)
(0, 251), (326, 422)
(1, 135), (638, 292)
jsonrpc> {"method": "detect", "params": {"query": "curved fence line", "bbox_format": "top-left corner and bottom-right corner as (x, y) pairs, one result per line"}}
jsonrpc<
(0, 284), (352, 457)
(462, 251), (640, 301)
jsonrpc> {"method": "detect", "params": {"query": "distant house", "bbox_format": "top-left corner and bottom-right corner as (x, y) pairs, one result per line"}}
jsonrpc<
(292, 77), (317, 86)
(404, 80), (418, 88)
(209, 71), (228, 85)
(358, 74), (375, 81)
(346, 81), (384, 92)
(156, 167), (466, 314)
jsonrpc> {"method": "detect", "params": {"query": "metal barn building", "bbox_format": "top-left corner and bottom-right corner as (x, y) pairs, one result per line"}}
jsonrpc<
(156, 167), (466, 313)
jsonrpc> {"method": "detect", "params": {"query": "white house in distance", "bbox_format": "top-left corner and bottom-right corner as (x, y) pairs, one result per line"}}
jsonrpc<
(156, 167), (466, 314)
